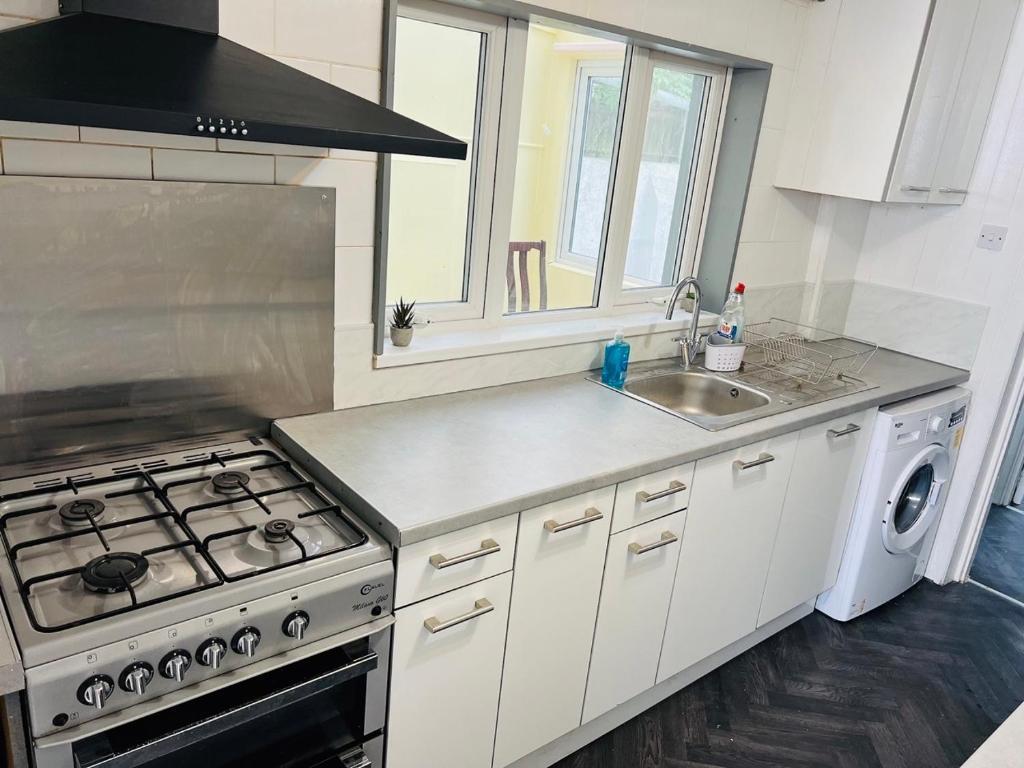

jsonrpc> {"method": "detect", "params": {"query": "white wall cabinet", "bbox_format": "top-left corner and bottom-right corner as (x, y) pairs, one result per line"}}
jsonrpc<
(583, 511), (686, 723)
(657, 434), (799, 683)
(493, 488), (614, 768)
(757, 409), (875, 628)
(386, 572), (513, 768)
(777, 0), (1018, 204)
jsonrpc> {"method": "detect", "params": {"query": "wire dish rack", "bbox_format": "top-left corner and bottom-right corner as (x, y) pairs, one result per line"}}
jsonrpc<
(741, 318), (877, 385)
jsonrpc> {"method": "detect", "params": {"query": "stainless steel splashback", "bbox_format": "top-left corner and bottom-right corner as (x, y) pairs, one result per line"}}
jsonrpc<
(0, 177), (335, 478)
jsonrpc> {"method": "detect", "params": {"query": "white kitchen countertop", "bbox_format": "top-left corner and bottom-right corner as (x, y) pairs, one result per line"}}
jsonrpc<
(963, 701), (1024, 767)
(273, 349), (969, 547)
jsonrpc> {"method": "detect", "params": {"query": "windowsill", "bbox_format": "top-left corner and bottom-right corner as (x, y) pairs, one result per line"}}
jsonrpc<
(374, 309), (718, 368)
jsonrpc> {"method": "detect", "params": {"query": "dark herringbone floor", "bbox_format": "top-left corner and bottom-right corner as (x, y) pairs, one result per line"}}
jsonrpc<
(971, 504), (1024, 604)
(555, 582), (1024, 768)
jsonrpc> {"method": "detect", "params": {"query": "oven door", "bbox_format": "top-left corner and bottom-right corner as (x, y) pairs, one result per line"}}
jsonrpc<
(36, 625), (389, 768)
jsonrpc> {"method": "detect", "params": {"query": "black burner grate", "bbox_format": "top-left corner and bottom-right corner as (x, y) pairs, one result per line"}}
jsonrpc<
(0, 450), (369, 633)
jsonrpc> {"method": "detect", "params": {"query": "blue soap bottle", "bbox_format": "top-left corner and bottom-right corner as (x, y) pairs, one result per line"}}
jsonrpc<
(601, 330), (630, 389)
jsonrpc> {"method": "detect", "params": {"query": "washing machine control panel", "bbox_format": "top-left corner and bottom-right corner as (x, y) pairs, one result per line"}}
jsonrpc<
(948, 404), (967, 429)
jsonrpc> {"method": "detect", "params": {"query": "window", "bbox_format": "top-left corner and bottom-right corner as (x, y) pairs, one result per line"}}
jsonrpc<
(382, 10), (727, 346)
(384, 2), (506, 320)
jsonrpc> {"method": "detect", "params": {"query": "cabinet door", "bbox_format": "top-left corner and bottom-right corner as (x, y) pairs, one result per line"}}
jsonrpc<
(387, 572), (512, 768)
(583, 511), (685, 723)
(929, 0), (1019, 204)
(657, 434), (798, 684)
(887, 0), (979, 203)
(493, 488), (614, 768)
(757, 410), (875, 628)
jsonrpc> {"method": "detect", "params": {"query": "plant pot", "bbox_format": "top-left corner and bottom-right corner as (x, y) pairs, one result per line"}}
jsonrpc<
(390, 325), (414, 347)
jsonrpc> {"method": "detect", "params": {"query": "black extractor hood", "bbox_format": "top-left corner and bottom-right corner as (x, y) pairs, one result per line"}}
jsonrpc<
(0, 0), (467, 159)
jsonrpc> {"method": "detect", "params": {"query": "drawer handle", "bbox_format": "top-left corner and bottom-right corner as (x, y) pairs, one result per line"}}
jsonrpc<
(636, 480), (687, 504)
(544, 507), (604, 533)
(428, 539), (500, 570)
(938, 187), (968, 194)
(734, 453), (775, 471)
(900, 184), (931, 192)
(423, 598), (494, 634)
(827, 423), (861, 438)
(628, 531), (679, 555)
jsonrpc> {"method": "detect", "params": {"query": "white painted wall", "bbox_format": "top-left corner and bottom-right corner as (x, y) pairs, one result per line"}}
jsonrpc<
(0, 0), (822, 409)
(813, 4), (1024, 582)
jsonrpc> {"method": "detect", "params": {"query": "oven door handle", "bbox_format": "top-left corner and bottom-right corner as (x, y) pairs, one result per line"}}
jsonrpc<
(76, 649), (379, 768)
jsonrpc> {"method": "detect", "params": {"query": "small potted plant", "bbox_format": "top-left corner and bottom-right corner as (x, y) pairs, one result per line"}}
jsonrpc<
(389, 297), (416, 347)
(682, 291), (697, 313)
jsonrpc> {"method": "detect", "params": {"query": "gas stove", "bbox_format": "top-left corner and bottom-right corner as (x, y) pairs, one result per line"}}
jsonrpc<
(0, 436), (393, 750)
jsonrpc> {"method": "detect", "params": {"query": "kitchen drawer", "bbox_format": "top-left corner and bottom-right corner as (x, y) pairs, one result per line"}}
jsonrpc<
(611, 463), (694, 533)
(395, 513), (518, 608)
(387, 572), (513, 768)
(494, 487), (614, 767)
(583, 511), (685, 723)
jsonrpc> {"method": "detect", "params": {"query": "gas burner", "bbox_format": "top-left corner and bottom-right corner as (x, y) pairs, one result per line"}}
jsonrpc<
(262, 519), (295, 544)
(58, 499), (106, 526)
(210, 471), (250, 495)
(82, 553), (150, 594)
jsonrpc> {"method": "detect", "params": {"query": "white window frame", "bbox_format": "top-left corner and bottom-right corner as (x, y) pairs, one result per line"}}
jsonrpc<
(386, 0), (507, 322)
(600, 51), (728, 309)
(381, 11), (730, 342)
(556, 59), (629, 272)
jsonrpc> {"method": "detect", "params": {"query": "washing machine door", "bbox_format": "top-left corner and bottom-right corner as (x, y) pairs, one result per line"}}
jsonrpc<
(882, 444), (951, 554)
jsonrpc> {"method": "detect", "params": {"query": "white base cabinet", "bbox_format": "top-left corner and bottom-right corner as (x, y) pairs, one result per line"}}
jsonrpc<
(757, 409), (875, 627)
(583, 511), (686, 723)
(657, 434), (799, 683)
(493, 488), (614, 768)
(386, 572), (513, 768)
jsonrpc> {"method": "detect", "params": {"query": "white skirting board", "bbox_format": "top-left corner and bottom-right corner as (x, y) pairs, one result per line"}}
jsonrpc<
(507, 600), (815, 768)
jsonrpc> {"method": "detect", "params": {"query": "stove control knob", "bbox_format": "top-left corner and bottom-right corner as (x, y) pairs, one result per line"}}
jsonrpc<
(159, 650), (192, 682)
(77, 674), (114, 710)
(119, 662), (154, 697)
(197, 638), (228, 669)
(232, 627), (261, 658)
(283, 611), (310, 641)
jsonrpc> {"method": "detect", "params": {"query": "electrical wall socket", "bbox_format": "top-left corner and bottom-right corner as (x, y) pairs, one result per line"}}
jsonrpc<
(978, 224), (1009, 251)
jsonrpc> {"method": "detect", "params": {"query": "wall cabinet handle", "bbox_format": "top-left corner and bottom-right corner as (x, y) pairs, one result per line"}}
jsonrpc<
(423, 598), (494, 634)
(429, 538), (500, 570)
(636, 480), (687, 504)
(900, 184), (931, 192)
(938, 187), (968, 194)
(628, 531), (679, 555)
(734, 453), (775, 471)
(827, 423), (862, 438)
(544, 507), (604, 533)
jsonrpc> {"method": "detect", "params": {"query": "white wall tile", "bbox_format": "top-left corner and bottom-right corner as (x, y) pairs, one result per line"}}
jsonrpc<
(274, 55), (332, 82)
(275, 156), (377, 246)
(1, 139), (151, 179)
(0, 121), (78, 141)
(772, 189), (819, 243)
(749, 127), (783, 186)
(586, 0), (645, 32)
(329, 64), (382, 161)
(219, 0), (275, 52)
(0, 14), (29, 29)
(641, 0), (703, 46)
(698, 0), (753, 56)
(762, 67), (794, 131)
(335, 246), (375, 325)
(0, 0), (56, 19)
(275, 0), (383, 69)
(152, 148), (274, 183)
(80, 127), (215, 151)
(217, 139), (327, 157)
(739, 186), (778, 243)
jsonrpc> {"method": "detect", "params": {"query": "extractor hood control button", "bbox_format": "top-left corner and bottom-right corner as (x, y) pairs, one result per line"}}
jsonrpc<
(241, 128), (248, 136)
(283, 610), (310, 641)
(77, 674), (114, 710)
(197, 638), (228, 669)
(159, 650), (192, 682)
(119, 662), (155, 696)
(197, 125), (205, 132)
(232, 627), (261, 658)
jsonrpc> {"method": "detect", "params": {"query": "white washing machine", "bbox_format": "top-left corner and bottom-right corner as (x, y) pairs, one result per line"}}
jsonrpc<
(816, 387), (970, 621)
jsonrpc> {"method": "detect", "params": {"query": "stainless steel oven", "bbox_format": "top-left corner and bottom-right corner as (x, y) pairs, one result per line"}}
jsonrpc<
(30, 622), (390, 768)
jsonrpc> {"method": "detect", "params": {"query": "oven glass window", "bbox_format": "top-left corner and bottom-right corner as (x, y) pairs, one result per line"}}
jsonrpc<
(893, 463), (934, 534)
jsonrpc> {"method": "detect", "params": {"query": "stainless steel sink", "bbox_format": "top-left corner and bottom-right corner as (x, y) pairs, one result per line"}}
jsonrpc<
(624, 371), (771, 419)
